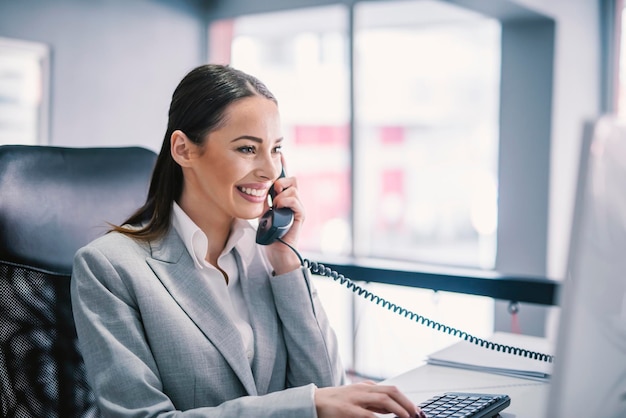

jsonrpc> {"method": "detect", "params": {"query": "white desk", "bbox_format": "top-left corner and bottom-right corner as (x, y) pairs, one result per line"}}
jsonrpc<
(380, 364), (549, 417)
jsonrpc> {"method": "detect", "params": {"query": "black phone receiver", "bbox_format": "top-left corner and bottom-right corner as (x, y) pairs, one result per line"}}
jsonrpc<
(256, 168), (295, 245)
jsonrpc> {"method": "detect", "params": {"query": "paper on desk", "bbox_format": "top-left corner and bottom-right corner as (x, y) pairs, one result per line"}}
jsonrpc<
(426, 332), (554, 382)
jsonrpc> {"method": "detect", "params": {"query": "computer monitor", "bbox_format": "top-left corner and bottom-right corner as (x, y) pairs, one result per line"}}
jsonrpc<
(546, 116), (626, 417)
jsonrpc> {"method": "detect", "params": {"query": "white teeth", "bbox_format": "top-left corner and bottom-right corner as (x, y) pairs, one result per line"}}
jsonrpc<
(240, 187), (265, 197)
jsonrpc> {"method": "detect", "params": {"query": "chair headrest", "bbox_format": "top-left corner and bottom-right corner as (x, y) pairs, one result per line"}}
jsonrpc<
(0, 145), (157, 275)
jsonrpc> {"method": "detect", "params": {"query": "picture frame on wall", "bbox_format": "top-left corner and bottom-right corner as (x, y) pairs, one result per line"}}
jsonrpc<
(0, 37), (50, 146)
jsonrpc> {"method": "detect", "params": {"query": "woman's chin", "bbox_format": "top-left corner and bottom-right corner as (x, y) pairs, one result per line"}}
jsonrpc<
(238, 209), (265, 221)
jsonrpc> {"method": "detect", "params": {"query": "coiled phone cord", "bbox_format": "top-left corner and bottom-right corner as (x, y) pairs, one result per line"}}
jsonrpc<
(277, 238), (555, 364)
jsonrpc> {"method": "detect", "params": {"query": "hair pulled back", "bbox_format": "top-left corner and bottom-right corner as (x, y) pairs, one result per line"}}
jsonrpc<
(112, 64), (276, 240)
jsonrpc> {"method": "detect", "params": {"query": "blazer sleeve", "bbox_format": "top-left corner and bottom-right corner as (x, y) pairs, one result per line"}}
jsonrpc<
(269, 267), (347, 388)
(71, 244), (320, 418)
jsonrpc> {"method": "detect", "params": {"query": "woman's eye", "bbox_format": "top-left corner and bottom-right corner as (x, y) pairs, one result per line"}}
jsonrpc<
(273, 145), (283, 154)
(238, 146), (255, 154)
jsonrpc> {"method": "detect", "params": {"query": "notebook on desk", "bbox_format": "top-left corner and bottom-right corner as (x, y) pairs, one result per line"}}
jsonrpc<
(426, 332), (553, 382)
(544, 116), (626, 417)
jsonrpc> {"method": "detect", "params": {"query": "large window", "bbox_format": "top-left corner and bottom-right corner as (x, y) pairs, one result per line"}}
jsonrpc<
(209, 1), (500, 378)
(211, 1), (500, 270)
(354, 1), (500, 269)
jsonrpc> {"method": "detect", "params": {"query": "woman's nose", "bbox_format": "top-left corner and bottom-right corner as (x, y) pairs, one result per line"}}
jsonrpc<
(256, 154), (281, 180)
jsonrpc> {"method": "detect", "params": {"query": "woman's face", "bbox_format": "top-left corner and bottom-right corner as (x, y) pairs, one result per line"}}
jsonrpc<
(179, 95), (283, 223)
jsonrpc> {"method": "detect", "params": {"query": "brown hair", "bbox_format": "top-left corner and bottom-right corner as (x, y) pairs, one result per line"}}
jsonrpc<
(111, 64), (277, 241)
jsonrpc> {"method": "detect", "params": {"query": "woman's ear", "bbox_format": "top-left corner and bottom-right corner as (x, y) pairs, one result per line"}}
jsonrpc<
(170, 130), (193, 167)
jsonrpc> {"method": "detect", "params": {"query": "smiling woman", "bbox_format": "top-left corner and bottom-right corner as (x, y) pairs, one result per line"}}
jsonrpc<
(170, 96), (284, 225)
(70, 64), (425, 418)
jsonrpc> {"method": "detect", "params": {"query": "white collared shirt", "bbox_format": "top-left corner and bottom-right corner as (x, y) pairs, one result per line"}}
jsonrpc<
(171, 202), (255, 365)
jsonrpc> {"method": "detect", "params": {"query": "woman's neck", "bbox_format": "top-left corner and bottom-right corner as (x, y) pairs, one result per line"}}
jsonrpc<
(177, 195), (233, 266)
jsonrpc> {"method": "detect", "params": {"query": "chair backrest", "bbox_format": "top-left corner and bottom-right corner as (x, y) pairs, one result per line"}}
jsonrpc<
(0, 145), (156, 418)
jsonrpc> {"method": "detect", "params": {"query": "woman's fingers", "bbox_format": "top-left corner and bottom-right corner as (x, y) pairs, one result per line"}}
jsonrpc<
(315, 383), (423, 418)
(363, 384), (420, 418)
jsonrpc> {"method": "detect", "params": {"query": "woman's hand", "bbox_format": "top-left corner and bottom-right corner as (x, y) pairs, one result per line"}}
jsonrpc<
(315, 381), (426, 418)
(262, 158), (305, 275)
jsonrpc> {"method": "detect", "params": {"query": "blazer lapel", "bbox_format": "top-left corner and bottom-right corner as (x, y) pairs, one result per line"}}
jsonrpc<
(146, 227), (257, 395)
(235, 247), (279, 395)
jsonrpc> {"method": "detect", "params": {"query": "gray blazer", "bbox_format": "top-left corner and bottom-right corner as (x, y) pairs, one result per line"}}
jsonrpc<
(71, 225), (345, 417)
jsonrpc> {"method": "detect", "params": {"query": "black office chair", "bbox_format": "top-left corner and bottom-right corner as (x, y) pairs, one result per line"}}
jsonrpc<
(0, 145), (157, 418)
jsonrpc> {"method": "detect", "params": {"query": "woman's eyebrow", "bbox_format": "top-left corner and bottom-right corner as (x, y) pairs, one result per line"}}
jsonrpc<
(230, 136), (284, 143)
(231, 135), (263, 143)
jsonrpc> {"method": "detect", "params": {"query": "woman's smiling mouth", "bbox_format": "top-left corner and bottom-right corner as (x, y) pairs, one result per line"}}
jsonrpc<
(236, 185), (269, 203)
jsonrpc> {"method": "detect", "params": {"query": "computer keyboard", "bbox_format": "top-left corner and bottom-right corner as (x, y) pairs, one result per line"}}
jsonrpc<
(416, 392), (511, 418)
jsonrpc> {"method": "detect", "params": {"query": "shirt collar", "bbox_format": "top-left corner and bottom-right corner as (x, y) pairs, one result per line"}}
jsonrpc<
(171, 202), (257, 270)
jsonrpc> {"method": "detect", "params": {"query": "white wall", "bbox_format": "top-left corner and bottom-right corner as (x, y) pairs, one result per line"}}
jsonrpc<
(0, 0), (207, 152)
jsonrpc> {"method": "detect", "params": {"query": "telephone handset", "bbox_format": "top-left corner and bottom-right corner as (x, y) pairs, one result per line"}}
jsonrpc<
(255, 171), (554, 363)
(256, 168), (295, 245)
